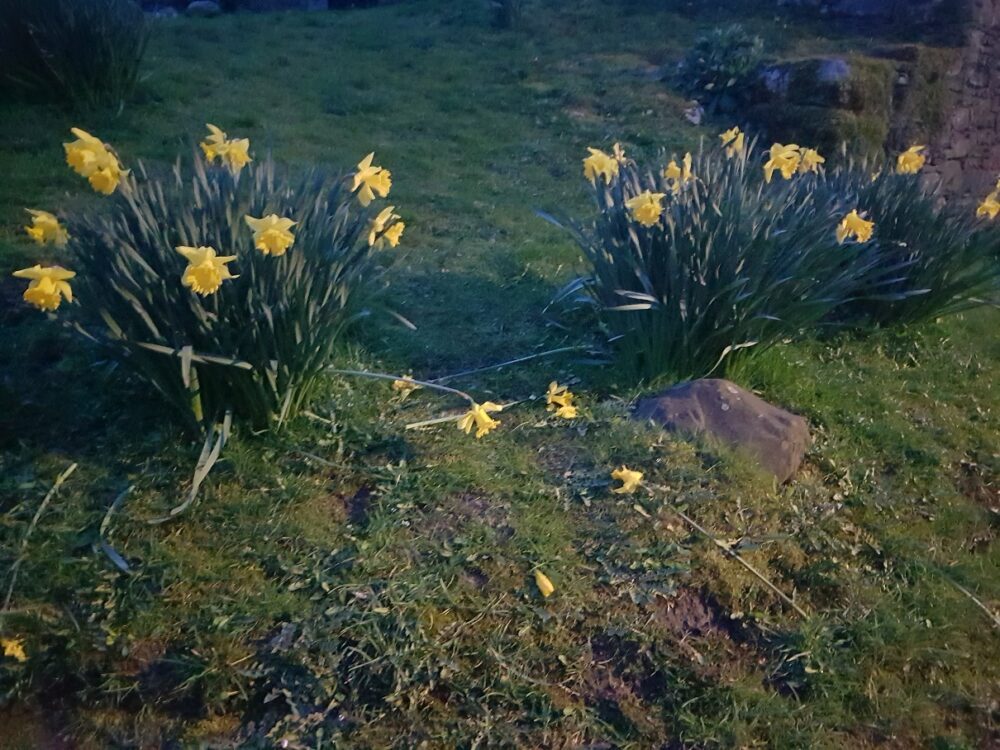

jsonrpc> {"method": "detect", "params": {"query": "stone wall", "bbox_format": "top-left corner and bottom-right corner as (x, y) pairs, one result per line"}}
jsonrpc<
(924, 0), (1000, 198)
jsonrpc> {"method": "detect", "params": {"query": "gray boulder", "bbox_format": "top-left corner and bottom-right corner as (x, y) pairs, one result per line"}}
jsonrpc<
(633, 379), (810, 483)
(186, 0), (221, 16)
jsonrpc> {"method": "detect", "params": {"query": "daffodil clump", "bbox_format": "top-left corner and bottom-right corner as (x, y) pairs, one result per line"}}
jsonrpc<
(824, 152), (1000, 327)
(558, 136), (885, 379)
(551, 134), (1000, 378)
(12, 125), (407, 430)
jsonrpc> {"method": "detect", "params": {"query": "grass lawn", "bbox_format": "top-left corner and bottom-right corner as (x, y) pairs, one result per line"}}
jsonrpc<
(1, 0), (998, 747)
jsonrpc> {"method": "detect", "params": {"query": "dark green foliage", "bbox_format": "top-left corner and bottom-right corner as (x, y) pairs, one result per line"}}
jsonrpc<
(489, 0), (524, 29)
(675, 24), (765, 113)
(553, 143), (896, 382)
(822, 164), (1000, 327)
(0, 0), (148, 110)
(68, 155), (392, 431)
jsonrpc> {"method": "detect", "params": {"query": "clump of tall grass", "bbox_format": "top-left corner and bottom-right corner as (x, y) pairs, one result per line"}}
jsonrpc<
(0, 0), (148, 110)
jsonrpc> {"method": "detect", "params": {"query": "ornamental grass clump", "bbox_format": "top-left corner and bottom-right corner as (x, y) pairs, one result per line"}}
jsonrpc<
(553, 137), (897, 381)
(13, 126), (405, 433)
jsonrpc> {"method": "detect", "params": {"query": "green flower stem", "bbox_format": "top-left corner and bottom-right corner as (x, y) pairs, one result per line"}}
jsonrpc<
(327, 368), (476, 404)
(644, 481), (810, 619)
(429, 345), (588, 384)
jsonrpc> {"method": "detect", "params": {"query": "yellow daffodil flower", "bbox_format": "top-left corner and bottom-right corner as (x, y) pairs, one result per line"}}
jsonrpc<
(546, 381), (578, 419)
(611, 466), (643, 494)
(546, 381), (572, 408)
(798, 147), (825, 175)
(392, 375), (422, 398)
(176, 245), (238, 295)
(200, 124), (228, 161)
(368, 205), (405, 248)
(554, 404), (578, 419)
(200, 124), (252, 175)
(1, 637), (27, 663)
(63, 128), (126, 195)
(222, 138), (252, 173)
(12, 265), (75, 311)
(836, 210), (875, 244)
(763, 143), (801, 183)
(664, 153), (695, 193)
(381, 221), (405, 248)
(583, 147), (619, 184)
(352, 152), (392, 206)
(896, 145), (926, 175)
(24, 210), (68, 247)
(612, 142), (627, 163)
(457, 401), (502, 439)
(625, 190), (666, 227)
(534, 570), (555, 598)
(245, 214), (297, 256)
(977, 191), (1000, 220)
(719, 126), (745, 158)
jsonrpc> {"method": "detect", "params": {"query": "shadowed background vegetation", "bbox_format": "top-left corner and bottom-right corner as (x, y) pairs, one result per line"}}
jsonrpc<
(1, 0), (998, 747)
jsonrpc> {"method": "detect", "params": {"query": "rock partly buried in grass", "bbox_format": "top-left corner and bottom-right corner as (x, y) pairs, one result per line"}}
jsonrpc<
(633, 379), (810, 483)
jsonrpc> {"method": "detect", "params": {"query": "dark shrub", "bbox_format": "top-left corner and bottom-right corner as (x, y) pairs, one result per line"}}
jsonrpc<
(0, 0), (148, 111)
(675, 24), (765, 114)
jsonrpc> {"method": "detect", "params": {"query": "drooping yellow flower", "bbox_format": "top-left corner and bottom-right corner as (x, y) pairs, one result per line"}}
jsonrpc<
(625, 190), (666, 227)
(1, 637), (27, 663)
(896, 145), (926, 175)
(664, 152), (695, 193)
(368, 205), (405, 249)
(64, 127), (104, 175)
(200, 123), (228, 161)
(457, 401), (502, 439)
(798, 148), (825, 175)
(382, 221), (405, 248)
(200, 124), (252, 175)
(546, 381), (578, 419)
(176, 245), (238, 295)
(63, 128), (126, 195)
(719, 126), (745, 158)
(534, 570), (555, 598)
(352, 152), (392, 206)
(836, 210), (875, 244)
(554, 404), (578, 419)
(222, 138), (252, 174)
(977, 191), (1000, 220)
(583, 147), (619, 184)
(245, 214), (297, 256)
(611, 466), (643, 494)
(392, 374), (422, 398)
(12, 265), (75, 312)
(89, 166), (123, 195)
(24, 209), (69, 247)
(763, 143), (801, 183)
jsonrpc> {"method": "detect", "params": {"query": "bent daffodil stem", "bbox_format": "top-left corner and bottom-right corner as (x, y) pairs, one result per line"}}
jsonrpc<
(642, 481), (810, 620)
(429, 345), (588, 384)
(326, 368), (476, 404)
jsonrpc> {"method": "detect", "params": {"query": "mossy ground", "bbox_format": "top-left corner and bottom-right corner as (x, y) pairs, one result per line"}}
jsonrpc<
(1, 1), (998, 747)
